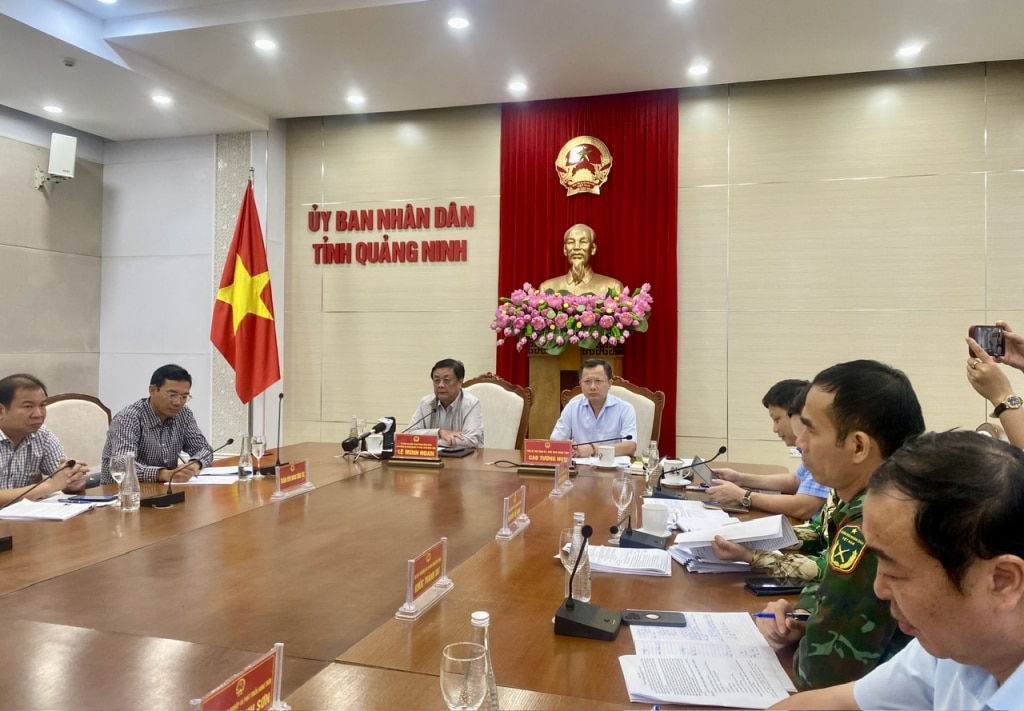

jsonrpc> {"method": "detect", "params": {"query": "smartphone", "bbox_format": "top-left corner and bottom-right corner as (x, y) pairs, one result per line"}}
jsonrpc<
(621, 609), (687, 627)
(744, 576), (807, 596)
(60, 495), (117, 503)
(969, 325), (1005, 357)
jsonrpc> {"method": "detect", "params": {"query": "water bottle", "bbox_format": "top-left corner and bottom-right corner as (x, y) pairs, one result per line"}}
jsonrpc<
(570, 512), (592, 603)
(238, 435), (253, 481)
(120, 453), (140, 512)
(470, 611), (500, 711)
(644, 440), (660, 494)
(350, 415), (361, 453)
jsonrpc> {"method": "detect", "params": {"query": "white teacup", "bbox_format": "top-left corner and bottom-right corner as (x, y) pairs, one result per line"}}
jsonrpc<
(598, 445), (616, 466)
(365, 433), (384, 455)
(642, 502), (670, 534)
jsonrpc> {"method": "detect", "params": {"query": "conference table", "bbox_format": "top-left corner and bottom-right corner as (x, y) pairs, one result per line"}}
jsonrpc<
(0, 443), (789, 709)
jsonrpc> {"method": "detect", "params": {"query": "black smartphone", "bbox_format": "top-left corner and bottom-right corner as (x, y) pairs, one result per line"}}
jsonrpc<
(744, 576), (806, 596)
(60, 495), (118, 503)
(969, 325), (1005, 357)
(621, 609), (687, 627)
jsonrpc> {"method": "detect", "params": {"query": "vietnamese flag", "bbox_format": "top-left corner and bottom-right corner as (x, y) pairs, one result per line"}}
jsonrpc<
(211, 180), (281, 404)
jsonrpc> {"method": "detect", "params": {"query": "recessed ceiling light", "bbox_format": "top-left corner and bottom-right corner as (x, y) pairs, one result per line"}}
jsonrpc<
(897, 43), (924, 58)
(508, 79), (528, 95)
(347, 94), (366, 106)
(254, 39), (277, 51)
(152, 94), (172, 105)
(672, 0), (694, 4)
(687, 63), (709, 78)
(98, 0), (117, 5)
(43, 105), (63, 114)
(448, 17), (470, 30)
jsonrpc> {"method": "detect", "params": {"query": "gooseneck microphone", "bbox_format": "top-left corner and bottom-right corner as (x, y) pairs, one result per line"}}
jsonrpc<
(401, 400), (439, 434)
(660, 445), (728, 482)
(554, 524), (622, 641)
(141, 439), (234, 508)
(0, 459), (77, 512)
(610, 511), (669, 550)
(342, 420), (389, 453)
(272, 392), (288, 471)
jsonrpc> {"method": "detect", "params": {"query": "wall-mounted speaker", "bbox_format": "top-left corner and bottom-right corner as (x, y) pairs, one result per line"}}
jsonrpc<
(48, 133), (77, 179)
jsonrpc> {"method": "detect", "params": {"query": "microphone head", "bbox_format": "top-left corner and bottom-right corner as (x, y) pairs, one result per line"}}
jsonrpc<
(372, 421), (387, 434)
(279, 393), (284, 399)
(717, 445), (727, 455)
(581, 524), (593, 539)
(624, 435), (633, 440)
(226, 437), (235, 445)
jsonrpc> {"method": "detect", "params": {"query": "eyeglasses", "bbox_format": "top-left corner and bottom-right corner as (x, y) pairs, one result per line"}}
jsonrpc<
(580, 379), (608, 387)
(165, 391), (192, 403)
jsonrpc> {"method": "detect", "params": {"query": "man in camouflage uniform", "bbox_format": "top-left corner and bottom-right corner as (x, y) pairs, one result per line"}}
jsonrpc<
(754, 360), (925, 690)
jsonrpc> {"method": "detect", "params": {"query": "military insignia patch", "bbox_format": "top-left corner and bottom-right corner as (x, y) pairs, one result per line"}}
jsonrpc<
(828, 524), (867, 574)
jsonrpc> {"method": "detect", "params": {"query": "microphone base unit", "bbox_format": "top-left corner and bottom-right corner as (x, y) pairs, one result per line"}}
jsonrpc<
(554, 599), (622, 641)
(619, 529), (670, 550)
(140, 491), (186, 508)
(0, 535), (12, 553)
(258, 464), (279, 476)
(649, 488), (688, 501)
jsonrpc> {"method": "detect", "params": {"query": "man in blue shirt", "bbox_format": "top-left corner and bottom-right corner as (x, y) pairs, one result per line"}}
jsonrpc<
(551, 358), (636, 458)
(772, 430), (1024, 710)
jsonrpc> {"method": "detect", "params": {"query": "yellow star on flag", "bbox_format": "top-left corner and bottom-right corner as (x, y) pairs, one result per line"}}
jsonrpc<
(216, 255), (274, 333)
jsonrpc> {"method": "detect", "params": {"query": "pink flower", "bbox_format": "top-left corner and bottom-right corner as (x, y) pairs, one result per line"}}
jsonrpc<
(569, 336), (579, 345)
(547, 294), (563, 310)
(617, 313), (634, 327)
(599, 315), (615, 329)
(510, 289), (527, 305)
(601, 336), (608, 344)
(580, 311), (597, 326)
(496, 339), (505, 346)
(527, 293), (542, 308)
(530, 315), (546, 330)
(554, 313), (569, 328)
(513, 318), (525, 330)
(555, 336), (565, 346)
(503, 327), (512, 336)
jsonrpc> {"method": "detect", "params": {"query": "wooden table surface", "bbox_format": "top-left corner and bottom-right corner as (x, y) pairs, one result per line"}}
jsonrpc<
(0, 445), (788, 710)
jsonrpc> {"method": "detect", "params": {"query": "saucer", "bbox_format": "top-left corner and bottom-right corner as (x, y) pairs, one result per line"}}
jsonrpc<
(661, 476), (690, 488)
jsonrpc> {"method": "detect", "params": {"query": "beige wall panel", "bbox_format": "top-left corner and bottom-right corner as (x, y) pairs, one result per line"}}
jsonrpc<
(729, 64), (986, 183)
(0, 353), (99, 397)
(674, 436), (728, 462)
(728, 310), (990, 438)
(678, 186), (728, 311)
(985, 61), (1024, 172)
(316, 105), (500, 201)
(284, 420), (322, 447)
(284, 259), (325, 314)
(319, 198), (499, 312)
(283, 312), (323, 422)
(678, 86), (729, 187)
(677, 311), (727, 439)
(318, 311), (498, 426)
(986, 173), (1024, 311)
(728, 174), (985, 311)
(726, 439), (800, 472)
(0, 246), (100, 352)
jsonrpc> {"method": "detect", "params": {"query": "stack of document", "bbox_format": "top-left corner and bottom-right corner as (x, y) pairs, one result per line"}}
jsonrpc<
(652, 498), (736, 531)
(673, 514), (798, 560)
(619, 612), (795, 708)
(669, 546), (750, 573)
(587, 545), (672, 576)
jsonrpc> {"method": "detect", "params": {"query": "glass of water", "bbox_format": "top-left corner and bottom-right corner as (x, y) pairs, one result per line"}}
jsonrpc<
(109, 456), (127, 506)
(251, 434), (266, 479)
(440, 642), (487, 711)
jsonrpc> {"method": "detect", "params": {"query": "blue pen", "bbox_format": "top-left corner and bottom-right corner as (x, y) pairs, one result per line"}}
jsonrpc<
(754, 612), (810, 621)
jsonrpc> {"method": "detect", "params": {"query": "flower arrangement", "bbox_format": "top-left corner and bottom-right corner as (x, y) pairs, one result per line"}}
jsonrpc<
(491, 283), (653, 355)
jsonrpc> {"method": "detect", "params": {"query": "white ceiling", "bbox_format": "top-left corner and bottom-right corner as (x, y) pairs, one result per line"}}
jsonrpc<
(3, 0), (1024, 142)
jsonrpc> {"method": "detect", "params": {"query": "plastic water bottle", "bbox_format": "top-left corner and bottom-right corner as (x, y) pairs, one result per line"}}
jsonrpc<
(120, 453), (140, 512)
(471, 611), (500, 711)
(350, 415), (361, 453)
(571, 512), (592, 603)
(644, 440), (661, 494)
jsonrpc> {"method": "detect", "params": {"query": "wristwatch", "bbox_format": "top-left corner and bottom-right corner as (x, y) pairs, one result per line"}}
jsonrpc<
(993, 395), (1024, 418)
(741, 489), (753, 508)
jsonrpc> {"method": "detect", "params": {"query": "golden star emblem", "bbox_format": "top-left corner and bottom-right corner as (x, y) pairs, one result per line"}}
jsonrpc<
(216, 255), (274, 333)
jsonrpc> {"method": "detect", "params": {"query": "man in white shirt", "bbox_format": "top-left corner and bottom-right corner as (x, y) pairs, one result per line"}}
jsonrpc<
(772, 430), (1024, 710)
(551, 358), (637, 458)
(407, 359), (483, 449)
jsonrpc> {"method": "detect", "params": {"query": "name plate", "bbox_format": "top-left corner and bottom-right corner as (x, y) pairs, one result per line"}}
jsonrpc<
(271, 458), (314, 501)
(396, 537), (453, 620)
(194, 644), (281, 711)
(496, 484), (530, 540)
(523, 438), (573, 466)
(549, 458), (573, 498)
(395, 433), (439, 459)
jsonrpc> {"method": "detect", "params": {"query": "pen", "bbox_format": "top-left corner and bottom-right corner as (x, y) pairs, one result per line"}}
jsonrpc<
(753, 612), (810, 621)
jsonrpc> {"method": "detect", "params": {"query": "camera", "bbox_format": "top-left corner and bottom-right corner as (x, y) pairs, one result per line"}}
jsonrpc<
(969, 325), (1005, 357)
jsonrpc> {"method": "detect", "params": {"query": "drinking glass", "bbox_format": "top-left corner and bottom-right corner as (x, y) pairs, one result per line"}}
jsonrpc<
(609, 474), (634, 545)
(558, 527), (576, 598)
(643, 440), (660, 495)
(251, 434), (267, 479)
(109, 457), (126, 506)
(440, 642), (487, 711)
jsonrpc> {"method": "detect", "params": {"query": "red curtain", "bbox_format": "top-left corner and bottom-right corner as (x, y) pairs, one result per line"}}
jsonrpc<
(497, 89), (679, 452)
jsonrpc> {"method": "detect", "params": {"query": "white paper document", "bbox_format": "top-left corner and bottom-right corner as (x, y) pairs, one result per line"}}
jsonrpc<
(587, 545), (672, 576)
(178, 474), (240, 485)
(654, 498), (736, 531)
(669, 546), (751, 574)
(0, 498), (97, 520)
(573, 455), (633, 468)
(199, 465), (248, 476)
(673, 514), (798, 557)
(620, 612), (795, 708)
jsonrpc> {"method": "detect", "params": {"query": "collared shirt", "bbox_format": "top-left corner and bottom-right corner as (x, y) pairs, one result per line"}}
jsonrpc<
(855, 639), (1024, 711)
(0, 425), (65, 489)
(550, 392), (638, 445)
(795, 463), (830, 499)
(101, 398), (213, 483)
(407, 390), (484, 448)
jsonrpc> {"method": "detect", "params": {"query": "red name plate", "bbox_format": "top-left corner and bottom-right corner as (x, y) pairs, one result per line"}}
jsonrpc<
(395, 433), (439, 459)
(506, 487), (524, 528)
(199, 647), (276, 711)
(278, 461), (308, 492)
(412, 539), (445, 597)
(523, 439), (572, 466)
(554, 459), (570, 490)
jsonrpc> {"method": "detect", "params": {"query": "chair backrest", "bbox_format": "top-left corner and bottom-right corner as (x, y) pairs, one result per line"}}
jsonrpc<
(463, 373), (534, 450)
(42, 393), (112, 468)
(559, 376), (665, 454)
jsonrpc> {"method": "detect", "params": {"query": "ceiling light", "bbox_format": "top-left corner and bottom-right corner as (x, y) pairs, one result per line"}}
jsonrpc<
(152, 94), (172, 105)
(43, 105), (63, 114)
(687, 63), (709, 78)
(98, 0), (117, 4)
(508, 79), (528, 95)
(448, 17), (470, 30)
(897, 43), (923, 58)
(672, 0), (694, 4)
(347, 94), (366, 106)
(254, 39), (277, 51)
